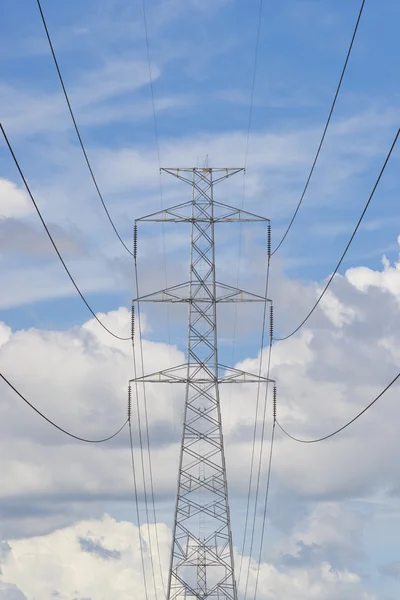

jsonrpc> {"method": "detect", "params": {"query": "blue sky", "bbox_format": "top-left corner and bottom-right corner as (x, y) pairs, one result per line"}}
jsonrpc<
(0, 1), (400, 599)
(1, 0), (399, 328)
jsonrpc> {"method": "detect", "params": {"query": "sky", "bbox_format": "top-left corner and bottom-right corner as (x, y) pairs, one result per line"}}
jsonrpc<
(0, 0), (400, 598)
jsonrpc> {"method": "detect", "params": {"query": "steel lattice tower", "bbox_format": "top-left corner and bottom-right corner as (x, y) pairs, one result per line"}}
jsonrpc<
(131, 168), (273, 599)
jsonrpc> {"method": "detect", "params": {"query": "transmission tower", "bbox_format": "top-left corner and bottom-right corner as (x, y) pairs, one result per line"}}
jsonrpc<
(131, 167), (273, 599)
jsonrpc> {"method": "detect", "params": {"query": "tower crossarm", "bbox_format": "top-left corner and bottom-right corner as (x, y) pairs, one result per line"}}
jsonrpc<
(129, 363), (275, 385)
(137, 199), (269, 223)
(132, 281), (272, 304)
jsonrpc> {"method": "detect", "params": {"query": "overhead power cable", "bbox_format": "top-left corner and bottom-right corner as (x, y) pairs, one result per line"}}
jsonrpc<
(244, 0), (264, 168)
(230, 0), (265, 395)
(0, 123), (130, 342)
(0, 373), (127, 443)
(272, 0), (366, 255)
(253, 418), (276, 600)
(243, 350), (273, 600)
(140, 0), (173, 439)
(275, 127), (400, 342)
(276, 372), (400, 444)
(129, 376), (159, 598)
(35, 0), (133, 257)
(132, 236), (166, 597)
(128, 420), (150, 600)
(238, 244), (271, 591)
(141, 0), (161, 168)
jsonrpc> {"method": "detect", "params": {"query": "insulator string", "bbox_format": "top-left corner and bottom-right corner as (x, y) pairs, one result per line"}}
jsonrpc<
(128, 384), (132, 422)
(131, 303), (136, 341)
(133, 223), (138, 261)
(269, 304), (274, 341)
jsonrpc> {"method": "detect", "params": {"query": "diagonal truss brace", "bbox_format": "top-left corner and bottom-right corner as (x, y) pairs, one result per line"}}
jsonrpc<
(129, 363), (274, 385)
(137, 199), (269, 223)
(132, 281), (272, 304)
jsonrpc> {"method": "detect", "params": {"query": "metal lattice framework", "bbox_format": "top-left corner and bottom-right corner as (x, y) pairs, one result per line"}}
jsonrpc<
(131, 168), (272, 599)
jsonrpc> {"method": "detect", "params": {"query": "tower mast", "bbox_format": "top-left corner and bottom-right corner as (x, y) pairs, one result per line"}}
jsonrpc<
(131, 167), (273, 599)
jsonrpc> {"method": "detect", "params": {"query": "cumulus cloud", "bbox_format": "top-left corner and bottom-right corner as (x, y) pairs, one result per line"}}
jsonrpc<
(1, 0), (398, 596)
(1, 242), (400, 595)
(0, 307), (184, 537)
(276, 503), (365, 569)
(0, 180), (32, 220)
(0, 515), (167, 600)
(318, 287), (356, 328)
(346, 247), (400, 302)
(2, 247), (400, 513)
(0, 513), (374, 600)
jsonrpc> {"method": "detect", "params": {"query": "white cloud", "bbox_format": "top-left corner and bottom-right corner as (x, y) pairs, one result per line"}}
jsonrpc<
(0, 512), (375, 600)
(0, 1), (399, 596)
(2, 244), (400, 517)
(0, 515), (167, 600)
(346, 247), (400, 303)
(0, 180), (32, 220)
(318, 285), (356, 328)
(1, 99), (398, 314)
(0, 242), (400, 596)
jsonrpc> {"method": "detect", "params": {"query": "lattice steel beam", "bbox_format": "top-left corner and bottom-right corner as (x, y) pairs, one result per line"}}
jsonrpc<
(131, 167), (272, 599)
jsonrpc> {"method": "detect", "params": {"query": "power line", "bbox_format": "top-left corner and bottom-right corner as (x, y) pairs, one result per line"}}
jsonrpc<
(141, 0), (161, 168)
(35, 0), (133, 257)
(128, 421), (150, 600)
(243, 346), (273, 600)
(230, 0), (265, 422)
(0, 373), (127, 443)
(253, 420), (275, 600)
(244, 0), (264, 168)
(272, 0), (366, 255)
(130, 374), (159, 599)
(131, 224), (164, 597)
(276, 371), (400, 444)
(133, 250), (166, 596)
(139, 1), (173, 436)
(275, 127), (400, 342)
(237, 255), (271, 590)
(0, 123), (131, 342)
(244, 131), (399, 595)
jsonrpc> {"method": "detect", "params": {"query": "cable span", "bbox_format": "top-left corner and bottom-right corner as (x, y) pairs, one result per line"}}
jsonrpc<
(130, 377), (159, 598)
(238, 233), (271, 592)
(244, 0), (264, 168)
(0, 373), (127, 443)
(275, 128), (400, 342)
(35, 0), (133, 257)
(230, 0), (266, 426)
(133, 239), (166, 596)
(272, 0), (366, 255)
(243, 341), (273, 600)
(141, 0), (161, 168)
(128, 421), (150, 600)
(253, 420), (275, 600)
(139, 1), (173, 440)
(0, 123), (130, 342)
(276, 372), (400, 444)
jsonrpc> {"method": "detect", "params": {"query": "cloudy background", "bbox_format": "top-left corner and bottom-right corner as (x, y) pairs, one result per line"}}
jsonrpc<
(0, 0), (399, 598)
